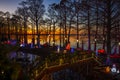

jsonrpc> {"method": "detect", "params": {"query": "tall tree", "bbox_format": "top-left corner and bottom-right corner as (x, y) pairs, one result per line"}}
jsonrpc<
(17, 1), (29, 44)
(74, 0), (82, 48)
(101, 0), (120, 54)
(60, 0), (69, 47)
(11, 14), (22, 41)
(81, 0), (92, 51)
(26, 0), (45, 47)
(47, 3), (58, 46)
(4, 12), (11, 40)
(0, 11), (5, 40)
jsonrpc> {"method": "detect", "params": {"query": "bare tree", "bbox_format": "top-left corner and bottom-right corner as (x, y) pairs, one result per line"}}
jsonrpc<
(47, 3), (58, 46)
(0, 11), (5, 40)
(4, 12), (11, 40)
(17, 1), (29, 44)
(25, 0), (45, 47)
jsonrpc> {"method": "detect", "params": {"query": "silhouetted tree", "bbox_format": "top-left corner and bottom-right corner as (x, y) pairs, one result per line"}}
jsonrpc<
(47, 3), (58, 46)
(0, 11), (5, 40)
(26, 0), (45, 47)
(16, 2), (28, 44)
(4, 12), (11, 40)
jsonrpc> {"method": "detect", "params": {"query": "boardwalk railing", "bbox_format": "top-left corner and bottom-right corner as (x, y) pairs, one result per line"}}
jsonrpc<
(30, 53), (99, 79)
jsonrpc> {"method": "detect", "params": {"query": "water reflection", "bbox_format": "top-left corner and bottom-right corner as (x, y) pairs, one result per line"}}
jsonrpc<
(52, 69), (81, 80)
(10, 35), (119, 53)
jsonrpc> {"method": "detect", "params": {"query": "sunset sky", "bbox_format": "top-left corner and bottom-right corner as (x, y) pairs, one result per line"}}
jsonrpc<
(0, 0), (60, 14)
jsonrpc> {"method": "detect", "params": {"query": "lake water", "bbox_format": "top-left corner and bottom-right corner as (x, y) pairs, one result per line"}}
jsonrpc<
(10, 34), (119, 53)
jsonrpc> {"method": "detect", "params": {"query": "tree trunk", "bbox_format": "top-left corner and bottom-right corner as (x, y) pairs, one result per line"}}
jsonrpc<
(24, 20), (27, 44)
(36, 20), (40, 47)
(88, 10), (91, 51)
(64, 12), (67, 46)
(53, 22), (55, 47)
(60, 22), (62, 48)
(102, 17), (106, 50)
(49, 23), (51, 46)
(106, 0), (112, 54)
(32, 22), (35, 46)
(77, 14), (79, 48)
(68, 19), (72, 43)
(7, 18), (10, 40)
(94, 1), (99, 51)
